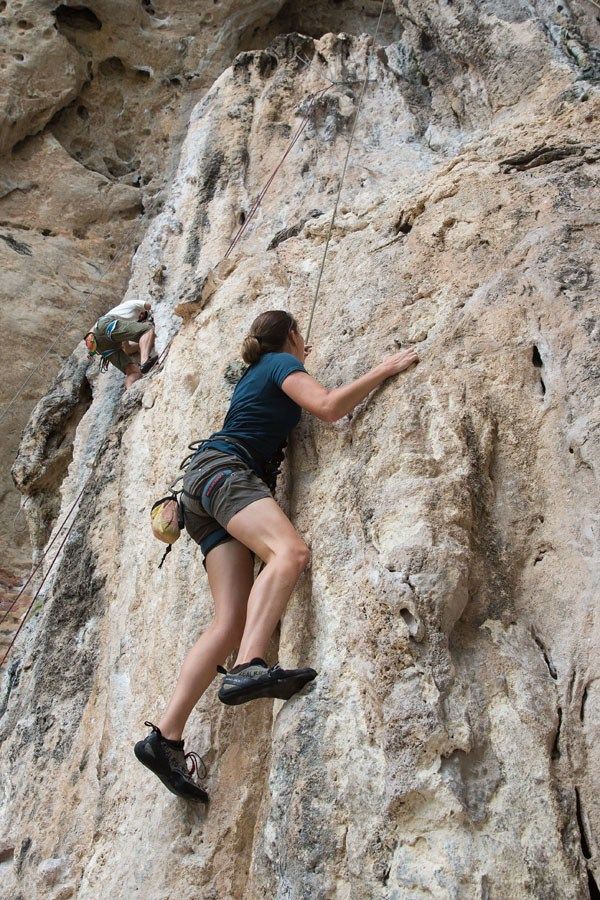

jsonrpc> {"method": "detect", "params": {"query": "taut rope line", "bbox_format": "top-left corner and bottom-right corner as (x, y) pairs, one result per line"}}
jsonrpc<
(305, 0), (387, 344)
(0, 483), (86, 668)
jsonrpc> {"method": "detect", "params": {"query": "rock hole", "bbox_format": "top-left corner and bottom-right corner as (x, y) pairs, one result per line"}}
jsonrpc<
(394, 215), (413, 236)
(420, 31), (433, 51)
(576, 787), (592, 860)
(569, 446), (574, 454)
(99, 56), (125, 76)
(17, 19), (33, 28)
(400, 607), (419, 636)
(531, 345), (546, 395)
(238, 210), (246, 226)
(532, 344), (543, 367)
(588, 870), (600, 900)
(76, 104), (89, 120)
(551, 706), (561, 760)
(0, 847), (14, 864)
(580, 683), (588, 722)
(52, 4), (102, 31)
(135, 67), (151, 80)
(13, 52), (24, 61)
(532, 629), (557, 679)
(0, 2), (6, 10)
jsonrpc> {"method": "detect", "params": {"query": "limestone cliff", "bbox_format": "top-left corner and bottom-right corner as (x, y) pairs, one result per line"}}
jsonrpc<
(1, 1), (599, 897)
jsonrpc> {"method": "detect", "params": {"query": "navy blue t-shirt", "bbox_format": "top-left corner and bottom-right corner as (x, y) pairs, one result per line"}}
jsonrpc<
(204, 352), (306, 479)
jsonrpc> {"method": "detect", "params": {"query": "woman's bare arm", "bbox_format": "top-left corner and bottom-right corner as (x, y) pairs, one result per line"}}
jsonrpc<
(281, 349), (419, 422)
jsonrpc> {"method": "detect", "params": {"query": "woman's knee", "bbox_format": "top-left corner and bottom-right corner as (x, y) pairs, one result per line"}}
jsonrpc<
(276, 540), (310, 577)
(209, 617), (245, 647)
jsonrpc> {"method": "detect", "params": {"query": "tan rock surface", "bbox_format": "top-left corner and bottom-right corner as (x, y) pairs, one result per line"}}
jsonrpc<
(0, 0), (288, 573)
(1, 1), (600, 897)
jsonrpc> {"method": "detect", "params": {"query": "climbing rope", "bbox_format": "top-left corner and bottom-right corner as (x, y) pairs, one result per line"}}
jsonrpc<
(1, 27), (384, 665)
(305, 0), (387, 343)
(224, 85), (331, 258)
(0, 485), (86, 631)
(0, 483), (86, 667)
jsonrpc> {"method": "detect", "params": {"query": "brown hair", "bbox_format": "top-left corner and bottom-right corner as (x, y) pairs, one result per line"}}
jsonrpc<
(241, 310), (298, 365)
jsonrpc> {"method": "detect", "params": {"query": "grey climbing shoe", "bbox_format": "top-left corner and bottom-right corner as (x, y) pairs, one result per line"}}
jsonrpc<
(134, 721), (208, 803)
(140, 355), (158, 375)
(217, 658), (317, 706)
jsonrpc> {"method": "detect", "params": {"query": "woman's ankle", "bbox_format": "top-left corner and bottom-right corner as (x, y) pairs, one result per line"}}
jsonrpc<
(156, 720), (183, 742)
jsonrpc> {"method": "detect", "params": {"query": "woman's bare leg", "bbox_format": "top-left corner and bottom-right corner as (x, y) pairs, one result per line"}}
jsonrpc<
(225, 497), (310, 666)
(157, 539), (254, 740)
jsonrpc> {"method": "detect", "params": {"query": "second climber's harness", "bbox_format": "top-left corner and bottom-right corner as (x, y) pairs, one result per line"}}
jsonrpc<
(85, 319), (121, 371)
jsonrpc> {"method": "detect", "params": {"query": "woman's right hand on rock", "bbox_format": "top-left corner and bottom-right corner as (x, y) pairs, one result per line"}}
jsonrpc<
(381, 348), (420, 377)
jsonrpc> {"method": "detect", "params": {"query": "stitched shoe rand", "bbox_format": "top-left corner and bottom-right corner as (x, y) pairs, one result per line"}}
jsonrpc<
(217, 659), (317, 706)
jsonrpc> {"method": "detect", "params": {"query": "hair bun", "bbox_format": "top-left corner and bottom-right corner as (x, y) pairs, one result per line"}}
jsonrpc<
(241, 334), (262, 365)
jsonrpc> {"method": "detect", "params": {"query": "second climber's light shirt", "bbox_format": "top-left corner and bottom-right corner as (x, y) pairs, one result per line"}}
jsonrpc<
(100, 298), (147, 323)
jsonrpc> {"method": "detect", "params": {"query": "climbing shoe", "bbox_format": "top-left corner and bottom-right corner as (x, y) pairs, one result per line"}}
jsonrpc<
(140, 355), (158, 375)
(133, 721), (208, 803)
(217, 658), (317, 706)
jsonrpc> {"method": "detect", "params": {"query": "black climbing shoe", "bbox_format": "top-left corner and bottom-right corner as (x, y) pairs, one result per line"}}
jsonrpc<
(133, 721), (208, 803)
(217, 658), (317, 706)
(140, 355), (158, 375)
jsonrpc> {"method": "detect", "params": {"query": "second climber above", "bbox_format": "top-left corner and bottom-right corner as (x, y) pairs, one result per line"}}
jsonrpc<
(134, 309), (419, 802)
(84, 296), (158, 389)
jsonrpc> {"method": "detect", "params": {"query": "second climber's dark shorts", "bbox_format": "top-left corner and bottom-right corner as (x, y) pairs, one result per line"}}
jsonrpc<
(180, 448), (272, 564)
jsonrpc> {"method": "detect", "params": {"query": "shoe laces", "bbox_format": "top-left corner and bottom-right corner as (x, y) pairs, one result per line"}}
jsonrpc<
(185, 750), (207, 780)
(144, 721), (207, 780)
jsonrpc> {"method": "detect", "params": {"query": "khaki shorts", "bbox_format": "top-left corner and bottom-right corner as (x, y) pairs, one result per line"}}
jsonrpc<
(93, 315), (152, 373)
(181, 448), (272, 561)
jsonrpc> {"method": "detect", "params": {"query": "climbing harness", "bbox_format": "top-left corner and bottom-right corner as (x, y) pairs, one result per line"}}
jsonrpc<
(150, 433), (286, 568)
(305, 0), (387, 343)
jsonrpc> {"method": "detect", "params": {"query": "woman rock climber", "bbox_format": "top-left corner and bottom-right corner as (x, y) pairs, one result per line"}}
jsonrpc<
(134, 310), (419, 802)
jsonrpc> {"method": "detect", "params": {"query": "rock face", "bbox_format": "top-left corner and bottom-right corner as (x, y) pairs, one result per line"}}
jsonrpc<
(1, 1), (600, 897)
(0, 0), (289, 573)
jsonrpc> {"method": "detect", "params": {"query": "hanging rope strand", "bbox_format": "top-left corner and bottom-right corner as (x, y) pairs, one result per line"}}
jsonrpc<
(305, 0), (387, 343)
(0, 485), (87, 630)
(224, 85), (330, 259)
(0, 487), (85, 667)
